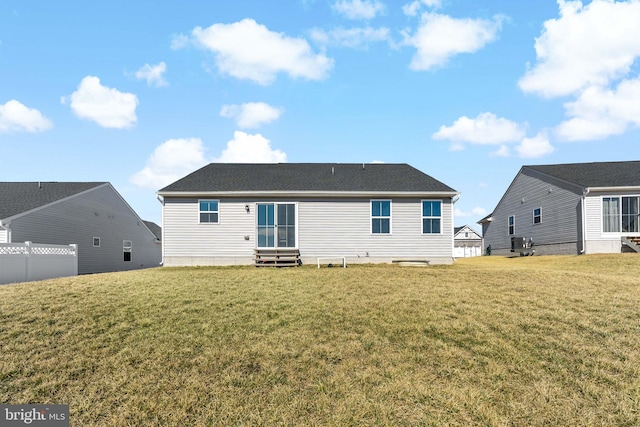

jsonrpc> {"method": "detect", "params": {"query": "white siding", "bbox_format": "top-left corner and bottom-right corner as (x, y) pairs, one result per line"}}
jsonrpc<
(162, 197), (454, 265)
(8, 185), (161, 274)
(0, 228), (6, 243)
(584, 191), (640, 253)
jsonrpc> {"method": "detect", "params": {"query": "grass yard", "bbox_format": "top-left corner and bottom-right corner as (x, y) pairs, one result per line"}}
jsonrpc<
(1, 255), (639, 426)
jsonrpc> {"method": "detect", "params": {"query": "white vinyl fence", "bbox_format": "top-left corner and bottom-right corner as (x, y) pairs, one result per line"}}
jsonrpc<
(0, 242), (78, 285)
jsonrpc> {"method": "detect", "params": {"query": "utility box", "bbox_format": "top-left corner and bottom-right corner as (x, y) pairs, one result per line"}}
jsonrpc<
(511, 237), (535, 256)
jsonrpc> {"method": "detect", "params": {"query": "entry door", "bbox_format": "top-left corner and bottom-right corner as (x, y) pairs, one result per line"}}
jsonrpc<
(257, 203), (296, 248)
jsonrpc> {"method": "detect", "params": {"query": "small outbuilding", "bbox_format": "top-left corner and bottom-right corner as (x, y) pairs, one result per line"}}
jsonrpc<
(453, 225), (483, 258)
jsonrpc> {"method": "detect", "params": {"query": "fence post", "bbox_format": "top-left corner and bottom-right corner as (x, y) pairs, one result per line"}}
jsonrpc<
(25, 241), (32, 282)
(71, 244), (78, 276)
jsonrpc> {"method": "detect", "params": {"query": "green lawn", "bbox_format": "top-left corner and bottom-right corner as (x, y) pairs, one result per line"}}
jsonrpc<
(1, 255), (639, 426)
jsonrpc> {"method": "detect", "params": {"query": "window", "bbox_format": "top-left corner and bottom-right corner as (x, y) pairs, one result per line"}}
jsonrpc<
(422, 200), (442, 234)
(622, 196), (639, 232)
(508, 215), (515, 235)
(199, 200), (219, 223)
(93, 237), (100, 247)
(371, 200), (391, 234)
(603, 197), (620, 232)
(123, 240), (132, 262)
(604, 196), (639, 233)
(533, 208), (542, 225)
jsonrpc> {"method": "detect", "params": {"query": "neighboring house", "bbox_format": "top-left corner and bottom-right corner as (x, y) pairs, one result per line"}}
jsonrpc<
(157, 163), (459, 266)
(479, 161), (640, 255)
(0, 182), (162, 274)
(453, 225), (483, 258)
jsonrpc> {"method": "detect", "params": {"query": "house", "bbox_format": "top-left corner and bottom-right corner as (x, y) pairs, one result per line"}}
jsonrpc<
(479, 161), (640, 255)
(0, 182), (162, 274)
(157, 163), (459, 266)
(453, 225), (483, 258)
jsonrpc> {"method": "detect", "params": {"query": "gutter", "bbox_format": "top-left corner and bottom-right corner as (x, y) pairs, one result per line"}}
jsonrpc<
(157, 190), (461, 198)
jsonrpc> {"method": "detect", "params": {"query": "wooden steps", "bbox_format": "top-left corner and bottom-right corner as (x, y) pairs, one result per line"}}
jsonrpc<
(254, 248), (301, 267)
(622, 236), (640, 253)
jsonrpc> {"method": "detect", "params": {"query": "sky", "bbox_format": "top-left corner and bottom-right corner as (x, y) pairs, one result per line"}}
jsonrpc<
(2, 0), (640, 229)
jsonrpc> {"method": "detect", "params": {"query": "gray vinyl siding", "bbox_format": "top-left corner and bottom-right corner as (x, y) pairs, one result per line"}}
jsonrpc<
(162, 196), (454, 265)
(7, 185), (161, 274)
(483, 170), (583, 255)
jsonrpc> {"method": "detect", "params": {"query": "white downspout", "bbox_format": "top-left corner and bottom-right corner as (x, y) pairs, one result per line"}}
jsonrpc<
(581, 188), (589, 254)
(156, 195), (165, 265)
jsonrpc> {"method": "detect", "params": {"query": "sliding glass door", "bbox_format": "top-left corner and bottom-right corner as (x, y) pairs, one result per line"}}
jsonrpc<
(257, 203), (296, 248)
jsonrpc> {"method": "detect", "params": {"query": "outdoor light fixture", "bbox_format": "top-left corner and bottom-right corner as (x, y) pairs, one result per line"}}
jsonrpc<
(245, 205), (250, 213)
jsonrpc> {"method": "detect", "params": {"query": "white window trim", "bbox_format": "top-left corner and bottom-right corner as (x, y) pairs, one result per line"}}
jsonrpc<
(371, 199), (392, 235)
(421, 199), (443, 235)
(198, 199), (220, 224)
(508, 215), (515, 236)
(533, 207), (542, 225)
(601, 195), (640, 234)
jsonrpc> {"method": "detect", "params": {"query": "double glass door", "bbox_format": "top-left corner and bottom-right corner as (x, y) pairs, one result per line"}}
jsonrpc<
(257, 203), (296, 248)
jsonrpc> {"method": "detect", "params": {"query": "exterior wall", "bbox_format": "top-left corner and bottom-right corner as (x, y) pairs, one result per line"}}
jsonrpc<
(483, 170), (583, 256)
(0, 228), (6, 243)
(7, 185), (161, 274)
(162, 196), (454, 266)
(584, 191), (640, 254)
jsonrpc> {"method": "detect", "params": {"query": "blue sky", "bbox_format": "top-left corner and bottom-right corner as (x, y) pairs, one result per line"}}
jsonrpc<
(2, 0), (640, 228)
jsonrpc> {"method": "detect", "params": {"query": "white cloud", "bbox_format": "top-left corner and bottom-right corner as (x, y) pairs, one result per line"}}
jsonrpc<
(189, 19), (333, 85)
(170, 34), (190, 50)
(433, 112), (526, 146)
(135, 62), (168, 87)
(332, 0), (385, 20)
(455, 206), (487, 218)
(515, 132), (554, 158)
(519, 0), (640, 98)
(220, 102), (283, 129)
(403, 0), (442, 16)
(61, 76), (138, 129)
(215, 131), (287, 163)
(310, 26), (389, 48)
(130, 132), (288, 189)
(0, 99), (52, 133)
(555, 77), (640, 141)
(405, 13), (503, 71)
(492, 145), (511, 157)
(130, 138), (209, 189)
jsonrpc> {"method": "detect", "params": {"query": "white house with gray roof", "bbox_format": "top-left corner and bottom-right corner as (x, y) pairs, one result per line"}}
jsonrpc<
(479, 161), (640, 255)
(0, 182), (162, 275)
(158, 163), (459, 266)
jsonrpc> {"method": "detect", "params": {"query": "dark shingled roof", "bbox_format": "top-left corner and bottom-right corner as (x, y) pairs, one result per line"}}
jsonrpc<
(0, 182), (107, 220)
(525, 161), (640, 188)
(159, 163), (457, 193)
(143, 221), (162, 241)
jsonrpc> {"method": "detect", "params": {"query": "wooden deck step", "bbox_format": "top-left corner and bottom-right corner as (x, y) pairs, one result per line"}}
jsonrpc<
(255, 248), (301, 267)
